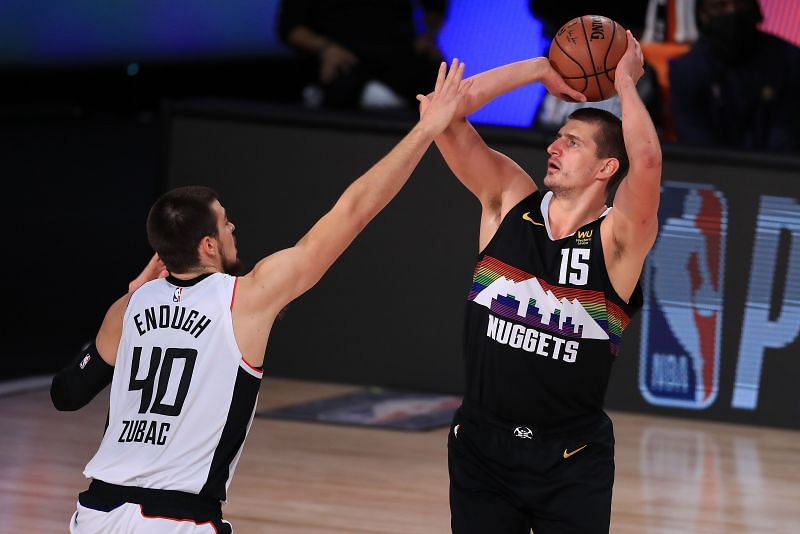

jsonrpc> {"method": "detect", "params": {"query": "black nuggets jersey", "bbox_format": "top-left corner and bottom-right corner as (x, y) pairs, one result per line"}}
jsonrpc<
(464, 191), (642, 426)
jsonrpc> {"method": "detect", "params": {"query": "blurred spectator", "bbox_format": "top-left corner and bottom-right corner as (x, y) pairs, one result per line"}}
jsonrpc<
(669, 0), (800, 152)
(529, 2), (661, 133)
(278, 0), (447, 110)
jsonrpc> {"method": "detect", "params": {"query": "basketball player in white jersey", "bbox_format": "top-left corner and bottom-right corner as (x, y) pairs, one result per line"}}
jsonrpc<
(51, 59), (471, 533)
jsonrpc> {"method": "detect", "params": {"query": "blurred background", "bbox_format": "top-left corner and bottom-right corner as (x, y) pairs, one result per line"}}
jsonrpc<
(2, 0), (799, 429)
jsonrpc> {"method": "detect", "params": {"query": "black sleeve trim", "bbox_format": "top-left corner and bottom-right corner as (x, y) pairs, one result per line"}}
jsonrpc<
(50, 341), (114, 411)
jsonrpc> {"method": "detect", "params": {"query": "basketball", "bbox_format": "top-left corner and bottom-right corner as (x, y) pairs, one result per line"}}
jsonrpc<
(548, 15), (628, 102)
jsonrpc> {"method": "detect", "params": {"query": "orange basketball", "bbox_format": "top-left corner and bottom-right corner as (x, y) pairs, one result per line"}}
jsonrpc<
(548, 15), (628, 102)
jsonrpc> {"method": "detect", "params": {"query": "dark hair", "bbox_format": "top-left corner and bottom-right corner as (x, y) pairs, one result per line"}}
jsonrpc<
(147, 186), (220, 273)
(567, 108), (629, 192)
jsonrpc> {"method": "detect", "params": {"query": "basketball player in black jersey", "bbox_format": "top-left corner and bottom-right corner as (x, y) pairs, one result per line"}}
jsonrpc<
(419, 32), (660, 533)
(51, 60), (472, 533)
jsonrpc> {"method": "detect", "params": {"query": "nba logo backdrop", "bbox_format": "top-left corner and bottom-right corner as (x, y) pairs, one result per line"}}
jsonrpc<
(639, 183), (728, 409)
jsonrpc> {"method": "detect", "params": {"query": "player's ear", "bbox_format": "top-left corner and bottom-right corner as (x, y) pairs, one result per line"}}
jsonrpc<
(198, 235), (216, 258)
(599, 158), (619, 180)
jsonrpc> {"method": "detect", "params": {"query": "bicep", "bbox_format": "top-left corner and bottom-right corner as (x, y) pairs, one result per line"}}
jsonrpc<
(51, 295), (128, 411)
(95, 294), (130, 366)
(435, 120), (536, 210)
(609, 173), (660, 259)
(609, 160), (661, 269)
(613, 166), (660, 223)
(249, 205), (364, 310)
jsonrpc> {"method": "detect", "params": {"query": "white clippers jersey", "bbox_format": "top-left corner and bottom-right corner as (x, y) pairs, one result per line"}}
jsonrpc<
(84, 273), (263, 502)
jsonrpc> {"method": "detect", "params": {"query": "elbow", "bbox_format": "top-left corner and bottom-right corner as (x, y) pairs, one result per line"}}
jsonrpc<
(636, 149), (662, 171)
(461, 85), (487, 117)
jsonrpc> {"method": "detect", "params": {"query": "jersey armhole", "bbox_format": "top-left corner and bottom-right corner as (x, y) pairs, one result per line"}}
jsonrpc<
(478, 190), (542, 256)
(230, 277), (238, 310)
(596, 217), (644, 311)
(240, 357), (264, 379)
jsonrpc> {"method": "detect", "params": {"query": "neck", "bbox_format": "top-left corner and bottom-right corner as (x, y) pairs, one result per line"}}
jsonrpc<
(170, 266), (220, 280)
(547, 190), (607, 239)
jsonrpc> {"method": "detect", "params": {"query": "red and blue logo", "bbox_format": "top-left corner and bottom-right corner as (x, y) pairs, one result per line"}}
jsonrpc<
(639, 183), (727, 409)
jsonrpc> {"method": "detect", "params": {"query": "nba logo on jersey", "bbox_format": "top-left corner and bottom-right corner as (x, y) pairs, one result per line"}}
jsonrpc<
(173, 287), (183, 303)
(639, 183), (727, 409)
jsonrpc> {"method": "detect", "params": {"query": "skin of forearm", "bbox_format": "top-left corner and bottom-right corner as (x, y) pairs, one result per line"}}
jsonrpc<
(459, 58), (549, 117)
(343, 124), (436, 226)
(434, 120), (474, 175)
(616, 73), (661, 169)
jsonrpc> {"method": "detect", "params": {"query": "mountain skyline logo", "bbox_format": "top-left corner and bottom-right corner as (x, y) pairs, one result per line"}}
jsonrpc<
(473, 275), (609, 340)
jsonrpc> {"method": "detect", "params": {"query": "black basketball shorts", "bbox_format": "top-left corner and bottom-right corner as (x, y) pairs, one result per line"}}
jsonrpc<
(448, 402), (615, 534)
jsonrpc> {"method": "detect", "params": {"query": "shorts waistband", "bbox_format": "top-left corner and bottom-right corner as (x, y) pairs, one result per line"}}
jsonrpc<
(459, 400), (608, 440)
(79, 479), (222, 521)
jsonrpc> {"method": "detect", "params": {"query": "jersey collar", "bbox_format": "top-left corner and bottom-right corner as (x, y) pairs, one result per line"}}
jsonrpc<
(166, 272), (215, 287)
(540, 191), (611, 241)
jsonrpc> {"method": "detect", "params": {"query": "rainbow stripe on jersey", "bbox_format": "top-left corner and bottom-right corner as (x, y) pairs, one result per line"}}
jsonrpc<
(468, 255), (633, 355)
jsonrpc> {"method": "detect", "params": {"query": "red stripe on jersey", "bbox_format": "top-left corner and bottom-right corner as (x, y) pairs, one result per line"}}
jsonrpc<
(241, 357), (263, 375)
(230, 277), (239, 311)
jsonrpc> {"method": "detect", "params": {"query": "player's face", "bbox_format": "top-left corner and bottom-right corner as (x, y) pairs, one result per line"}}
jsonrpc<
(544, 120), (605, 194)
(211, 200), (241, 275)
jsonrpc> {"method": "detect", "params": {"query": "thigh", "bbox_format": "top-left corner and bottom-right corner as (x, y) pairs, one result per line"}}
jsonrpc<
(448, 425), (531, 534)
(530, 426), (615, 534)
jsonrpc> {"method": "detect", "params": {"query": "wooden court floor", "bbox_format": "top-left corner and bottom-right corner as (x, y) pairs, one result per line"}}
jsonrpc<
(1, 377), (798, 533)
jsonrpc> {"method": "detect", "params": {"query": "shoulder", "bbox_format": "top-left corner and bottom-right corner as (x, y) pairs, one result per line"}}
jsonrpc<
(505, 189), (543, 220)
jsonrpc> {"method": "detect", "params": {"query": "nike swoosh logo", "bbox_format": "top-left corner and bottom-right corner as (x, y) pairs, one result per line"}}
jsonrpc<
(563, 444), (588, 459)
(522, 212), (545, 226)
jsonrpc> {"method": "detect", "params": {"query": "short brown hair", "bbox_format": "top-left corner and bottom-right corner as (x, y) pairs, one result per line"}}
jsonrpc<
(146, 186), (219, 273)
(568, 108), (629, 192)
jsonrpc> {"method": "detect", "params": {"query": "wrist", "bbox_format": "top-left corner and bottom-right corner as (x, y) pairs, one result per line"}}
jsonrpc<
(529, 57), (550, 80)
(411, 121), (438, 142)
(614, 72), (635, 90)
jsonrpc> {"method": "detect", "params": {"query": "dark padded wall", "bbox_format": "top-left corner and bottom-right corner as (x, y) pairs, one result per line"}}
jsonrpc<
(1, 118), (159, 379)
(167, 108), (800, 428)
(167, 116), (547, 393)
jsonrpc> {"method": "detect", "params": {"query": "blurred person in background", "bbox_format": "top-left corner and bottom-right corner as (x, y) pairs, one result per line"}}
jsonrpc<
(669, 0), (800, 152)
(530, 2), (661, 133)
(279, 0), (448, 110)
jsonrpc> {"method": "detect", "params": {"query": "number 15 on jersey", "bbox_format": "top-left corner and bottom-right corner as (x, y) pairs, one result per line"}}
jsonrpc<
(559, 248), (590, 286)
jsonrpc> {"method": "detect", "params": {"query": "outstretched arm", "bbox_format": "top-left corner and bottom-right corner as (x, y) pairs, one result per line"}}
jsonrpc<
(455, 57), (586, 119)
(247, 60), (472, 314)
(605, 31), (662, 300)
(424, 59), (584, 250)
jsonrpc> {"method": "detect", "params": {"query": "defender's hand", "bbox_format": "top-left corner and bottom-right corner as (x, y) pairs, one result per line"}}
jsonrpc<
(128, 253), (168, 293)
(415, 59), (473, 136)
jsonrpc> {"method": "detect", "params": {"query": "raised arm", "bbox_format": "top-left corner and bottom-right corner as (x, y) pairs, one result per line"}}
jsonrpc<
(246, 60), (471, 314)
(51, 255), (168, 410)
(604, 31), (662, 299)
(456, 58), (586, 119)
(425, 59), (584, 250)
